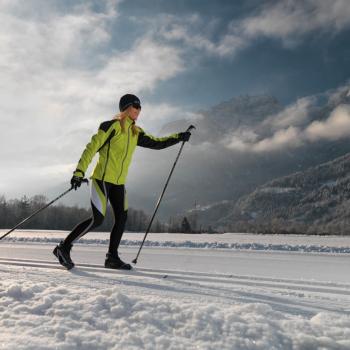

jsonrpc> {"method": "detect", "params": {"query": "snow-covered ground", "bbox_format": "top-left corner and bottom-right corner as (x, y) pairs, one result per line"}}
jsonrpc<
(1, 230), (350, 349)
(4, 230), (350, 253)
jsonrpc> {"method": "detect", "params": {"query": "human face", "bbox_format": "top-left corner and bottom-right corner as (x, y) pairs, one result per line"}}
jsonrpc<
(127, 104), (141, 121)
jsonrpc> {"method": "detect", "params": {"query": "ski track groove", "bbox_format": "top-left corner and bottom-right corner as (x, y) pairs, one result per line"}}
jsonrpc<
(0, 256), (350, 292)
(0, 257), (350, 317)
(1, 256), (350, 292)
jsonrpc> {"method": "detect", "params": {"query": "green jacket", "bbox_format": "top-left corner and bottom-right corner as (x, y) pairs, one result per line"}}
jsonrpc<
(74, 117), (181, 184)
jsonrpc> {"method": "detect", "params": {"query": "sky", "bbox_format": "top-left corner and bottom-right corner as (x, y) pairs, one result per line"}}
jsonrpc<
(1, 0), (350, 200)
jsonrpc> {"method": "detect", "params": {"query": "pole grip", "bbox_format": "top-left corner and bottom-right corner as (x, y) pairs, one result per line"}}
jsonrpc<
(186, 125), (196, 132)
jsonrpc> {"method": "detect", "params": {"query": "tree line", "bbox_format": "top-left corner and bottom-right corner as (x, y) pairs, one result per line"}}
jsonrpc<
(0, 194), (201, 233)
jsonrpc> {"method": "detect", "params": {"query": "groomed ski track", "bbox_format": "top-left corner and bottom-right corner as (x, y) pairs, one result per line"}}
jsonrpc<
(1, 243), (350, 318)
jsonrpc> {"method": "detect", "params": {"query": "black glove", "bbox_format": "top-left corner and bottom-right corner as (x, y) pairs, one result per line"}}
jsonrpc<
(70, 170), (84, 190)
(178, 131), (191, 142)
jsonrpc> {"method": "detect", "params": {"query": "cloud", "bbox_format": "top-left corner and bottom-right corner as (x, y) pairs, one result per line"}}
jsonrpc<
(224, 87), (350, 153)
(254, 127), (302, 152)
(264, 96), (315, 129)
(0, 0), (186, 197)
(159, 15), (217, 53)
(305, 104), (350, 141)
(326, 85), (350, 106)
(225, 126), (302, 153)
(96, 37), (184, 103)
(157, 15), (221, 55)
(225, 129), (259, 152)
(240, 0), (350, 45)
(137, 103), (183, 134)
(157, 0), (350, 58)
(157, 14), (247, 58)
(226, 104), (350, 153)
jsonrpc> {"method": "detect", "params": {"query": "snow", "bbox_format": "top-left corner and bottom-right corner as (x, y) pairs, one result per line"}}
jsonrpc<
(189, 200), (231, 212)
(3, 230), (350, 254)
(322, 180), (338, 188)
(1, 230), (350, 349)
(1, 264), (350, 350)
(260, 187), (296, 194)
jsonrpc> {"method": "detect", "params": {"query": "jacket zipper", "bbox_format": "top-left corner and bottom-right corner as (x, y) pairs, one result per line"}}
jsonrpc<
(100, 129), (116, 182)
(116, 123), (132, 184)
(101, 141), (111, 182)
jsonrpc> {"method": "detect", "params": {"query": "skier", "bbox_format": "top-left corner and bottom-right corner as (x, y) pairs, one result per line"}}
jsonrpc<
(53, 94), (191, 270)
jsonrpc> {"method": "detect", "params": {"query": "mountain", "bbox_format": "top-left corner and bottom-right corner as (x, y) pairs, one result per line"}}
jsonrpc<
(156, 89), (350, 223)
(200, 152), (350, 234)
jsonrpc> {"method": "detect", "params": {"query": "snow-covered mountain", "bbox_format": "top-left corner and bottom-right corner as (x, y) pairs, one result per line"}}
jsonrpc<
(158, 88), (350, 224)
(204, 152), (350, 234)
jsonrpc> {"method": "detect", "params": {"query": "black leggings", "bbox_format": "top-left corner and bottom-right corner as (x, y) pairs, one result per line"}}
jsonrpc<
(64, 179), (128, 256)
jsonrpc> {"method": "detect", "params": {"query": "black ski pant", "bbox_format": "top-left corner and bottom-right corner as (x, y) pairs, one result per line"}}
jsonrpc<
(63, 179), (128, 256)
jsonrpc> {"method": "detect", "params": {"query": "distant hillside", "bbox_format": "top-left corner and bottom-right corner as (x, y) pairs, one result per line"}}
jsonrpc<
(217, 153), (350, 234)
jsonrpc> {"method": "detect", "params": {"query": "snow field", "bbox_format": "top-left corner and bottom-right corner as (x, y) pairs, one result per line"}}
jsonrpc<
(1, 264), (350, 350)
(1, 231), (350, 349)
(3, 230), (350, 254)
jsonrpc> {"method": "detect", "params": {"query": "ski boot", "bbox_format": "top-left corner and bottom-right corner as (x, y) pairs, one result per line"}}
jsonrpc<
(53, 241), (74, 270)
(104, 253), (132, 270)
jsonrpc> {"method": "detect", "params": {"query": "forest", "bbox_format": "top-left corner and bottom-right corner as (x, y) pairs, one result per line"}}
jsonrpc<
(0, 194), (200, 234)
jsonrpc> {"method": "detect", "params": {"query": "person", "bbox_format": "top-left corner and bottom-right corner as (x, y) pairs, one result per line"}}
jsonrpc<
(53, 94), (191, 270)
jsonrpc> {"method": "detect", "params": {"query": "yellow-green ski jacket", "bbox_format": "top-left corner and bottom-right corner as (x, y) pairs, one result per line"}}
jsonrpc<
(74, 117), (181, 185)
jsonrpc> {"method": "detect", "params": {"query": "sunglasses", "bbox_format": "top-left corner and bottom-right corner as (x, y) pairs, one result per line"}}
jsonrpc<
(132, 103), (141, 110)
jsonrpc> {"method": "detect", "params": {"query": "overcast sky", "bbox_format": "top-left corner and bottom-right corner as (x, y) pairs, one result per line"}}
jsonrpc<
(1, 0), (350, 200)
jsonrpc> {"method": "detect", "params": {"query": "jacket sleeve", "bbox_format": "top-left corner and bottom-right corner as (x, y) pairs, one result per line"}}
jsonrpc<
(137, 129), (181, 150)
(75, 121), (116, 174)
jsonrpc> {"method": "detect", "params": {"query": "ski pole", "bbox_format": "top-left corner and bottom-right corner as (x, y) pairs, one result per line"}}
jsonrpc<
(132, 125), (196, 264)
(0, 179), (89, 241)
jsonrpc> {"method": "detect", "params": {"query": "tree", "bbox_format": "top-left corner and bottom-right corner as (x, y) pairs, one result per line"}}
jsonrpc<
(181, 217), (192, 233)
(168, 216), (180, 233)
(0, 195), (8, 227)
